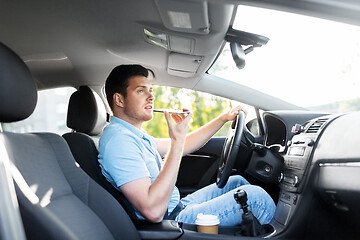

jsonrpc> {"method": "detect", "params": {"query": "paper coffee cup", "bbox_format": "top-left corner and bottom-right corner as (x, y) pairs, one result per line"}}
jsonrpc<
(195, 214), (220, 234)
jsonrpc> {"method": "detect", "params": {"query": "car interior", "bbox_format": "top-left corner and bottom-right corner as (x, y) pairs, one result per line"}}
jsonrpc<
(1, 0), (360, 240)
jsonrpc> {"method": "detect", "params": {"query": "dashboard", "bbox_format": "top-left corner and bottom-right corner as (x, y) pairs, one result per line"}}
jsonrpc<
(263, 111), (329, 151)
(259, 110), (360, 238)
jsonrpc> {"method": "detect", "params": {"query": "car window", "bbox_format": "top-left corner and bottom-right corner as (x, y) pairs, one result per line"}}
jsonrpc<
(142, 85), (256, 138)
(2, 87), (76, 134)
(209, 5), (360, 113)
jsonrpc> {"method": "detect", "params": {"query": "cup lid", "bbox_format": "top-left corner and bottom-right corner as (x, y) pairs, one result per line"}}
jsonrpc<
(195, 213), (220, 225)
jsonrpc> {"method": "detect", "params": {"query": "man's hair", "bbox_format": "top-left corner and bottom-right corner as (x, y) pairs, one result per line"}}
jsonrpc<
(105, 64), (153, 110)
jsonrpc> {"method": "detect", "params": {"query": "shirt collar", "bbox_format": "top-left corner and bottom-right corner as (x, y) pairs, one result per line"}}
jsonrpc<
(110, 116), (148, 139)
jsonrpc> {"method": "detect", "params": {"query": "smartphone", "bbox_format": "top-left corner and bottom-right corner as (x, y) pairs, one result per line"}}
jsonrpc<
(153, 109), (190, 114)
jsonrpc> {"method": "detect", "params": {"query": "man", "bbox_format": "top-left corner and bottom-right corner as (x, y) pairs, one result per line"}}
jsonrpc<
(98, 64), (275, 226)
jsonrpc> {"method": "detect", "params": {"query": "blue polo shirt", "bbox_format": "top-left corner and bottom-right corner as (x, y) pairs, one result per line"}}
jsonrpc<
(98, 116), (180, 218)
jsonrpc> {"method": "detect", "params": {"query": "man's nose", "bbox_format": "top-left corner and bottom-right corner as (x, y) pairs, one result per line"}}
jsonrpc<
(148, 91), (155, 100)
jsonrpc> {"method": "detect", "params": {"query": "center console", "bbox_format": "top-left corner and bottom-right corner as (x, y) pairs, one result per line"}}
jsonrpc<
(136, 220), (274, 239)
(273, 115), (334, 231)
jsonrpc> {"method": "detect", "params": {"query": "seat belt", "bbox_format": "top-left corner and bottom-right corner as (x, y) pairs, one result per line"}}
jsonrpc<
(166, 202), (184, 220)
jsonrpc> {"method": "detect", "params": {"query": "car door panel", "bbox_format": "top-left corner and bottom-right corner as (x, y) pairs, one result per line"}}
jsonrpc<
(176, 137), (225, 197)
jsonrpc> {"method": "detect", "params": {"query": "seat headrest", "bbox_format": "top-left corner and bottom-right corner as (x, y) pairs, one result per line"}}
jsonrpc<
(66, 86), (107, 136)
(0, 42), (37, 122)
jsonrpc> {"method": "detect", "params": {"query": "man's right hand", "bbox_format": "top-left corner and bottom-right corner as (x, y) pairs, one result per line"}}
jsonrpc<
(164, 110), (192, 143)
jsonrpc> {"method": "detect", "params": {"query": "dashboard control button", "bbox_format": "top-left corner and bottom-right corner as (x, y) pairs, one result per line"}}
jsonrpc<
(291, 124), (304, 134)
(278, 173), (284, 182)
(292, 175), (299, 187)
(293, 195), (298, 205)
(307, 139), (315, 146)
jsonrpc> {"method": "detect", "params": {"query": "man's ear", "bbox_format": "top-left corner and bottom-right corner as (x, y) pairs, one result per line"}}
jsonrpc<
(113, 93), (125, 108)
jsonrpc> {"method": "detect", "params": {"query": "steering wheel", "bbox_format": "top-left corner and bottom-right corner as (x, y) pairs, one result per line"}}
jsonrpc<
(216, 111), (245, 188)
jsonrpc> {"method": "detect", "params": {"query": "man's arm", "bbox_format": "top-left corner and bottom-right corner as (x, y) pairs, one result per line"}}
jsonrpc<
(120, 111), (192, 223)
(157, 105), (246, 157)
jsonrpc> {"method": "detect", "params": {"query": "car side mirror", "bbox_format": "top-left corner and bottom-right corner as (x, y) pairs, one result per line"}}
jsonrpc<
(246, 118), (261, 136)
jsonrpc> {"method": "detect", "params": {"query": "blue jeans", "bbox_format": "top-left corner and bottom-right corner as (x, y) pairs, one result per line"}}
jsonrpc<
(175, 175), (276, 226)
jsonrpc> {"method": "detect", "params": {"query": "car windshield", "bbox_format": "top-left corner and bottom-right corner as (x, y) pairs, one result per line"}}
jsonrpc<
(209, 5), (360, 113)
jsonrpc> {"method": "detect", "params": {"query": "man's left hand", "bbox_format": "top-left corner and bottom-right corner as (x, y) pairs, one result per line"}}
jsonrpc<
(221, 105), (247, 122)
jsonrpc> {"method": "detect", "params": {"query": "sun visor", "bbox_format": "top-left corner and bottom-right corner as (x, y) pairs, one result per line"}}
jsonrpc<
(169, 35), (194, 54)
(155, 0), (210, 34)
(167, 52), (202, 78)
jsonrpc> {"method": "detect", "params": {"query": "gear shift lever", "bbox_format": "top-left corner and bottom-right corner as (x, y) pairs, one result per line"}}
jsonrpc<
(235, 189), (249, 214)
(234, 189), (265, 236)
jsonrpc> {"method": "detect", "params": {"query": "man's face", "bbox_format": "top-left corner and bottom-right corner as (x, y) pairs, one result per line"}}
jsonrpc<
(119, 75), (155, 127)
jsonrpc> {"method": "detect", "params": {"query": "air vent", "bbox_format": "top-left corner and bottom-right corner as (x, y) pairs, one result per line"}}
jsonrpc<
(306, 118), (329, 133)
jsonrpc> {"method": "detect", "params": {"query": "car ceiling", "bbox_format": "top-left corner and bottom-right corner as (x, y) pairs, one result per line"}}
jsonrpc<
(1, 0), (360, 107)
(0, 0), (235, 90)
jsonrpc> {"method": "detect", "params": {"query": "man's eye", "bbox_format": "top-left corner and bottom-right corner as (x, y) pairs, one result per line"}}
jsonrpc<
(138, 90), (143, 93)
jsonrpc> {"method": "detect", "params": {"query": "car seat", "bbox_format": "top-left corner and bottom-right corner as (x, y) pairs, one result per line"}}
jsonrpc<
(63, 85), (138, 220)
(0, 42), (141, 240)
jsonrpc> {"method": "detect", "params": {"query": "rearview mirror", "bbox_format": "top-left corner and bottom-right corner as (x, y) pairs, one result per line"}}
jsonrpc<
(226, 28), (269, 70)
(230, 42), (246, 69)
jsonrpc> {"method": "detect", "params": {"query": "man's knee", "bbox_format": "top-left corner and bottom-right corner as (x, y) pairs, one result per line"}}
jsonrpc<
(228, 175), (249, 186)
(241, 185), (275, 210)
(241, 185), (270, 198)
